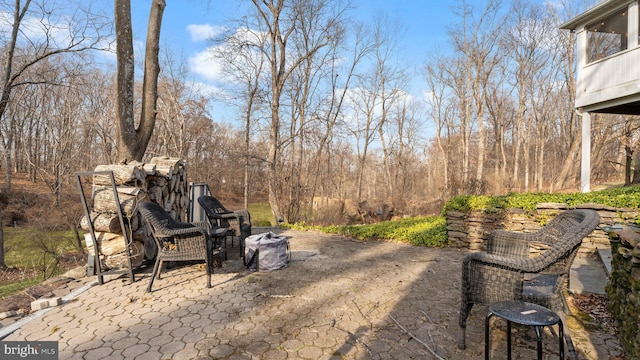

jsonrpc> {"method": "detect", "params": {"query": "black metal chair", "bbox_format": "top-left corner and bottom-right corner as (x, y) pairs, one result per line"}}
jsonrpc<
(457, 209), (600, 351)
(138, 201), (226, 292)
(198, 195), (252, 257)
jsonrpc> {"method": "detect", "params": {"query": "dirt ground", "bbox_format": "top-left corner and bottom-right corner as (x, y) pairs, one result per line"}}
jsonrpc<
(0, 252), (86, 314)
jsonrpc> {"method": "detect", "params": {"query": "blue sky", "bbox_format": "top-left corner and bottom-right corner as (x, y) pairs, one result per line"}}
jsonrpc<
(124, 0), (456, 113)
(130, 0), (454, 64)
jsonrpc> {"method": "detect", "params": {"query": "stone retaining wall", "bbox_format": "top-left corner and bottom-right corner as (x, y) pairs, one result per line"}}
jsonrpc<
(606, 227), (640, 357)
(446, 203), (638, 253)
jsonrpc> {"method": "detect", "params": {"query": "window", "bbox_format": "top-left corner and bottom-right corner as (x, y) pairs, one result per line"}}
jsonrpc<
(587, 7), (628, 63)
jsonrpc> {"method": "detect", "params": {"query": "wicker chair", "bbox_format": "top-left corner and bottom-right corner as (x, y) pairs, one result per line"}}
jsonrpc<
(198, 195), (252, 257)
(139, 201), (226, 292)
(457, 208), (600, 350)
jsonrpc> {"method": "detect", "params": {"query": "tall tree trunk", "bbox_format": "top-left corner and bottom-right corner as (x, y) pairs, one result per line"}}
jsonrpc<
(625, 145), (633, 186)
(115, 0), (165, 162)
(553, 124), (581, 189)
(356, 149), (368, 201)
(243, 100), (251, 209)
(512, 127), (522, 191)
(436, 134), (449, 192)
(475, 109), (485, 183)
(267, 102), (282, 222)
(537, 134), (545, 191)
(524, 128), (531, 192)
(242, 75), (260, 209)
(0, 212), (4, 268)
(632, 149), (640, 184)
(462, 98), (471, 184)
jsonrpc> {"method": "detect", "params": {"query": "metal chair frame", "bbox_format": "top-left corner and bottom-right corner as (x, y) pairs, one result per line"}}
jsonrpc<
(138, 201), (225, 292)
(198, 195), (252, 257)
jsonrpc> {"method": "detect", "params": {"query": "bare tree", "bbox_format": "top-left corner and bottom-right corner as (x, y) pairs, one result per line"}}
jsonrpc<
(424, 56), (455, 194)
(0, 0), (110, 191)
(504, 0), (554, 191)
(0, 0), (110, 268)
(149, 50), (216, 164)
(451, 0), (504, 188)
(305, 21), (373, 213)
(551, 0), (587, 190)
(82, 69), (118, 165)
(247, 0), (348, 223)
(484, 63), (515, 191)
(8, 56), (94, 205)
(389, 94), (425, 203)
(370, 14), (408, 201)
(209, 23), (268, 209)
(280, 1), (352, 223)
(619, 116), (640, 185)
(114, 0), (164, 162)
(434, 55), (469, 191)
(28, 77), (83, 206)
(349, 72), (381, 201)
(447, 3), (474, 185)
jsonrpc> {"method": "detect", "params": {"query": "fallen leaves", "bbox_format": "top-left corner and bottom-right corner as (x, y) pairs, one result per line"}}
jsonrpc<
(568, 293), (617, 331)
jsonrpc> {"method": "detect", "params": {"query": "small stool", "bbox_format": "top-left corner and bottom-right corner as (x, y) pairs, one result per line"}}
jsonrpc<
(485, 301), (563, 360)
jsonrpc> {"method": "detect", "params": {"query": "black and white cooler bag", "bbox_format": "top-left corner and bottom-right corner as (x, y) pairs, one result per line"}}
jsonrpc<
(244, 232), (290, 272)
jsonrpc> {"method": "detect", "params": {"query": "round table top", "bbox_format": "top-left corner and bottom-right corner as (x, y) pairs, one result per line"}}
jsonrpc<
(489, 301), (560, 326)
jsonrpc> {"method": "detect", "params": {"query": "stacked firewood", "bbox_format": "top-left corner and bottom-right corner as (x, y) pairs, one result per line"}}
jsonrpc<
(81, 157), (188, 271)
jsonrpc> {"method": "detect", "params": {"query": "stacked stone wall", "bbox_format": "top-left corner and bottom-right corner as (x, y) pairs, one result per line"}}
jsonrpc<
(606, 227), (640, 357)
(446, 202), (638, 253)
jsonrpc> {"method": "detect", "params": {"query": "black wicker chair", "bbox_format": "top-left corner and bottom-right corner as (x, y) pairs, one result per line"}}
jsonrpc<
(198, 195), (252, 257)
(139, 201), (226, 292)
(457, 208), (600, 350)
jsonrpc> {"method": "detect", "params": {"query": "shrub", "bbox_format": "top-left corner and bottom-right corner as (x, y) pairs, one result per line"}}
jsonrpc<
(296, 215), (449, 247)
(442, 185), (640, 214)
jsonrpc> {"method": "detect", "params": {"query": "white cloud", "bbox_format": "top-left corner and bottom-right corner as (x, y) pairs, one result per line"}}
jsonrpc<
(187, 80), (228, 100)
(0, 7), (117, 63)
(189, 47), (225, 81)
(188, 27), (267, 83)
(187, 24), (224, 42)
(0, 9), (90, 49)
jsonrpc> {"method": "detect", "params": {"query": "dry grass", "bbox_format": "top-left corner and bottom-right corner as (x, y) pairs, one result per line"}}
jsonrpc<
(0, 172), (86, 297)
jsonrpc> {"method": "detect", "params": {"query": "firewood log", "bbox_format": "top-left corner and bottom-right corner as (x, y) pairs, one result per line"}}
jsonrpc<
(147, 186), (163, 203)
(92, 186), (143, 216)
(93, 164), (146, 188)
(151, 176), (168, 187)
(150, 156), (184, 168)
(80, 212), (122, 233)
(103, 240), (144, 269)
(142, 163), (156, 175)
(85, 233), (144, 269)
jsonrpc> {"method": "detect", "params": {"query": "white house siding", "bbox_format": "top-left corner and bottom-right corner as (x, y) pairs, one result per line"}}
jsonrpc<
(576, 46), (640, 109)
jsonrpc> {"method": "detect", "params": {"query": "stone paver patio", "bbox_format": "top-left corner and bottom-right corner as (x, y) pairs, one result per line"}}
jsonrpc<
(0, 229), (623, 359)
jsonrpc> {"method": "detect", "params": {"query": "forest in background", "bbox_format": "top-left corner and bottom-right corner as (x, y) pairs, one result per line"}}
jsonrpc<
(1, 0), (638, 227)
